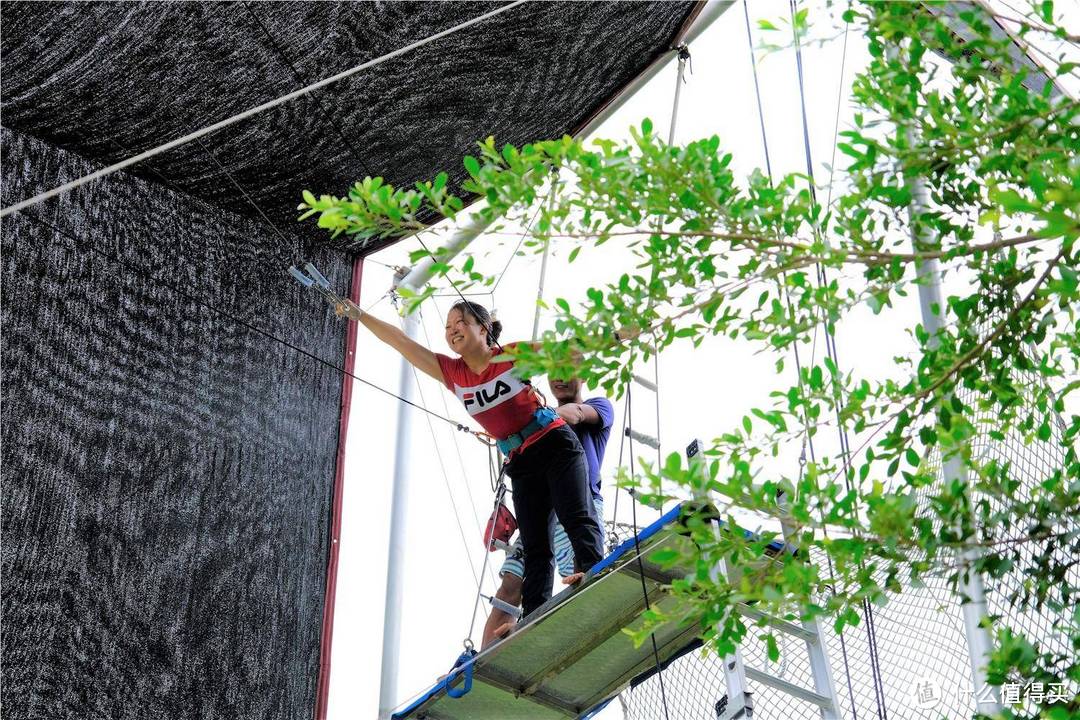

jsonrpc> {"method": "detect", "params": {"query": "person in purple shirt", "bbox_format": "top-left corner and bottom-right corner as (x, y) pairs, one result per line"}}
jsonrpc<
(481, 376), (614, 648)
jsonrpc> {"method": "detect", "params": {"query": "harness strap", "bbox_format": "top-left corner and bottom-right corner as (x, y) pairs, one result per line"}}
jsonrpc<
(496, 406), (558, 455)
(445, 648), (478, 699)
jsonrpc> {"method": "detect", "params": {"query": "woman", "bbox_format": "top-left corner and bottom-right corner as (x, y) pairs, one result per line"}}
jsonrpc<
(336, 298), (604, 617)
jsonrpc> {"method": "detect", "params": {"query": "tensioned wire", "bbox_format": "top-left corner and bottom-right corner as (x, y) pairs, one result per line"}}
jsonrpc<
(407, 343), (495, 599)
(787, 0), (888, 716)
(742, 0), (864, 717)
(609, 44), (695, 720)
(0, 0), (529, 218)
(240, 0), (520, 353)
(417, 299), (499, 590)
(18, 211), (475, 438)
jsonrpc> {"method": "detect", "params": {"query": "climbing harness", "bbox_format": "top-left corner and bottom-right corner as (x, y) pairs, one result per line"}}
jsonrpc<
(494, 406), (559, 455)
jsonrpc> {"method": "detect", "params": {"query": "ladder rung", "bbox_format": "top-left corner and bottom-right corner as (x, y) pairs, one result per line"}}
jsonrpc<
(631, 374), (657, 392)
(624, 428), (659, 450)
(744, 666), (835, 709)
(734, 604), (818, 643)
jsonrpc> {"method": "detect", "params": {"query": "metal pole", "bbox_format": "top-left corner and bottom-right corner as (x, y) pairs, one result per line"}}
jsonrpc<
(668, 48), (689, 146)
(377, 299), (421, 720)
(397, 206), (493, 291)
(901, 88), (1002, 715)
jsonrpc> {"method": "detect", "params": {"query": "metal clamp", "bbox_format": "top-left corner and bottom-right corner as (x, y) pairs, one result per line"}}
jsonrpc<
(289, 263), (361, 318)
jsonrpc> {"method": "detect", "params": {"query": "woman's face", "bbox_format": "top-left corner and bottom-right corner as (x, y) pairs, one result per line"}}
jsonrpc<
(444, 308), (486, 355)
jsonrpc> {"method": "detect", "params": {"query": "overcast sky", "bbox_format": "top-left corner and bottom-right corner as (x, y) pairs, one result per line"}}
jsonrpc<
(324, 2), (1077, 718)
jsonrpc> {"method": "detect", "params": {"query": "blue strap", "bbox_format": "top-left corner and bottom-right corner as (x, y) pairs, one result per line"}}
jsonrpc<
(496, 407), (558, 455)
(445, 649), (476, 699)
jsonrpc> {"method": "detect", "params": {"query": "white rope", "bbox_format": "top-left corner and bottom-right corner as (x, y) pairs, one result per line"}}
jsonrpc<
(0, 0), (529, 219)
(420, 298), (499, 590)
(646, 47), (690, 515)
(409, 361), (490, 604)
(667, 47), (690, 145)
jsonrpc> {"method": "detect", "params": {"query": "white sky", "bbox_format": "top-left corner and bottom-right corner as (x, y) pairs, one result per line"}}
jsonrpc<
(325, 2), (1077, 718)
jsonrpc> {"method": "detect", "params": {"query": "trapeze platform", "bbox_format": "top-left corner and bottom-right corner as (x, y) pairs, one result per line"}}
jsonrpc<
(393, 503), (788, 720)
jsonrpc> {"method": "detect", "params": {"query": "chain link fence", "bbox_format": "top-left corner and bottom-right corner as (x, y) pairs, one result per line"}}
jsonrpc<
(616, 373), (1076, 720)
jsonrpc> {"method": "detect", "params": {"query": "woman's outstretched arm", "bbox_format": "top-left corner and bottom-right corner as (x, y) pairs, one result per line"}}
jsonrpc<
(337, 302), (443, 382)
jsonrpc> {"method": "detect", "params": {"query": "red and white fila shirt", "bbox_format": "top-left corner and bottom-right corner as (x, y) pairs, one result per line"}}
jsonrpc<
(435, 343), (564, 453)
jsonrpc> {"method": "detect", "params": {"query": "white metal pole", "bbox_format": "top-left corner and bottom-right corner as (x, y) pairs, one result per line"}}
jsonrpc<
(903, 124), (1002, 717)
(377, 301), (421, 720)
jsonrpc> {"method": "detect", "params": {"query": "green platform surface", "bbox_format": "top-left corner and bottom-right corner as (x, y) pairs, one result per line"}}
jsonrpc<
(393, 503), (750, 719)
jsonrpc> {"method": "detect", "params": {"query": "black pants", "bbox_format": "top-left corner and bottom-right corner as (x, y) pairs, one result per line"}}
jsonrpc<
(507, 424), (604, 617)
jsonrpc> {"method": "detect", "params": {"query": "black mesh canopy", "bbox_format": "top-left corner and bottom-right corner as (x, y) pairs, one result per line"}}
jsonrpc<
(2, 0), (698, 254)
(0, 3), (698, 719)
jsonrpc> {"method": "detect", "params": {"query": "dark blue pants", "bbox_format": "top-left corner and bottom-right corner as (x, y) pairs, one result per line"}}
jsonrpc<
(507, 424), (604, 616)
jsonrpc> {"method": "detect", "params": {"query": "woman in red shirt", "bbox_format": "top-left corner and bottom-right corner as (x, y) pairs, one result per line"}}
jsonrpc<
(337, 299), (604, 617)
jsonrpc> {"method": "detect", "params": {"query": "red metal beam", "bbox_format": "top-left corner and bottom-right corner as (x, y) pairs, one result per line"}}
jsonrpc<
(314, 255), (364, 720)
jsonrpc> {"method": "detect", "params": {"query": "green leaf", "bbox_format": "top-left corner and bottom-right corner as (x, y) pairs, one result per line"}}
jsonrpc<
(648, 548), (679, 566)
(765, 633), (779, 662)
(905, 448), (919, 467)
(1037, 422), (1052, 441)
(463, 155), (481, 177)
(1040, 0), (1054, 23)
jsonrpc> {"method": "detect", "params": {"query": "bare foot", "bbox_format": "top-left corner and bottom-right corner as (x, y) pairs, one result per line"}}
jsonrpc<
(561, 571), (585, 586)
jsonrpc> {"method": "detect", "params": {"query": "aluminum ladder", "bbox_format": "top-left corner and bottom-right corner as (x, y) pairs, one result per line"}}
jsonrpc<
(685, 438), (842, 720)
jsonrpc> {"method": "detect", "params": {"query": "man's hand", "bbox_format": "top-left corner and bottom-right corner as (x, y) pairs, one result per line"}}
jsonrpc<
(492, 621), (516, 641)
(555, 402), (602, 426)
